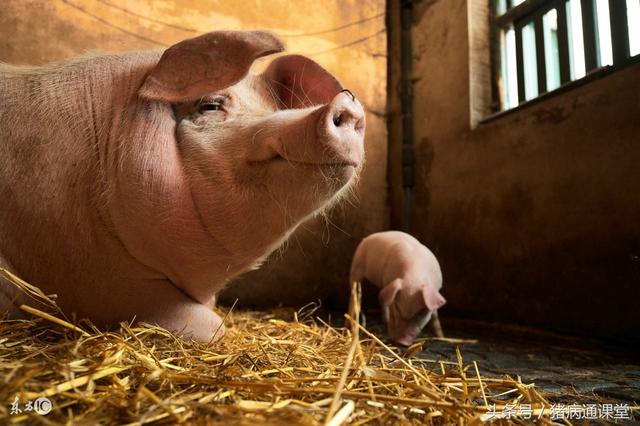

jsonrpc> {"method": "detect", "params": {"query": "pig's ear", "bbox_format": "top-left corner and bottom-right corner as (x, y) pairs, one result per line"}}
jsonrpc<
(422, 287), (446, 311)
(378, 279), (402, 308)
(139, 31), (284, 102)
(262, 54), (343, 109)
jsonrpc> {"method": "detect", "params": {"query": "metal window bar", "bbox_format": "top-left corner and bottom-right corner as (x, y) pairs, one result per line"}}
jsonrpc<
(515, 21), (526, 102)
(609, 0), (630, 64)
(581, 0), (599, 71)
(534, 14), (548, 94)
(495, 0), (551, 27)
(555, 0), (572, 84)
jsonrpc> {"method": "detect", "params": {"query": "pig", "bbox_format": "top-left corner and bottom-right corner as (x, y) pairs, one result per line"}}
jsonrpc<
(0, 30), (365, 341)
(350, 231), (446, 346)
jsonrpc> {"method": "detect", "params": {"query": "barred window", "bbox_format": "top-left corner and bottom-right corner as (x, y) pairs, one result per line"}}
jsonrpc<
(493, 0), (640, 111)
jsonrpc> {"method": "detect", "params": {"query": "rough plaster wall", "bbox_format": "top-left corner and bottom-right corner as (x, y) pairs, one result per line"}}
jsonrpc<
(391, 0), (640, 338)
(0, 0), (388, 307)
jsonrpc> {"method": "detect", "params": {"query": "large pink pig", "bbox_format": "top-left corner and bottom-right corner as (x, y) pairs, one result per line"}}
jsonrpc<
(350, 231), (446, 346)
(0, 31), (365, 341)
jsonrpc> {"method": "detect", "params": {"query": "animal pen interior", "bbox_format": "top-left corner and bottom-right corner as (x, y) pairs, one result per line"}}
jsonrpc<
(1, 0), (639, 424)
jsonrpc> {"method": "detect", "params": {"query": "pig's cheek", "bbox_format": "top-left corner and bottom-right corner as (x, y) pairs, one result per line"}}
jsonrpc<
(177, 121), (203, 147)
(176, 121), (221, 160)
(176, 113), (228, 145)
(191, 111), (227, 127)
(176, 124), (235, 195)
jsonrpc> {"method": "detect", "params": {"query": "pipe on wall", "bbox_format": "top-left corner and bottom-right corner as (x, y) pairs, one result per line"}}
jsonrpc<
(400, 0), (414, 233)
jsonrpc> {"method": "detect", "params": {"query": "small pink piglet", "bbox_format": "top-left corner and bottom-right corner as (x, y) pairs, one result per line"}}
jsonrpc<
(350, 231), (446, 346)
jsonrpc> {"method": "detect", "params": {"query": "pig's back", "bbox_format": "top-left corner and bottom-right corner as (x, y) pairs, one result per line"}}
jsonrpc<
(0, 54), (156, 291)
(0, 51), (165, 318)
(0, 62), (92, 290)
(353, 231), (421, 286)
(0, 52), (160, 206)
(0, 62), (88, 212)
(374, 232), (442, 291)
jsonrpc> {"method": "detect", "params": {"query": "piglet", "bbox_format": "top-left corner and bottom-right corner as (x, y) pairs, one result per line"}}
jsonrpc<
(350, 231), (446, 346)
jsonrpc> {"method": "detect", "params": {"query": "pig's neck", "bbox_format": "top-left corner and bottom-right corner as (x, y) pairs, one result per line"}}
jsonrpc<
(78, 53), (281, 303)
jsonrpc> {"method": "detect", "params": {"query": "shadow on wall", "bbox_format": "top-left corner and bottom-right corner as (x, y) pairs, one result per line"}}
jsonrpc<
(386, 0), (640, 340)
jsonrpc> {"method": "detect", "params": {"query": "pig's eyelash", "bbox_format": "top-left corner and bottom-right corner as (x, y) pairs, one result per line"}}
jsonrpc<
(197, 96), (228, 114)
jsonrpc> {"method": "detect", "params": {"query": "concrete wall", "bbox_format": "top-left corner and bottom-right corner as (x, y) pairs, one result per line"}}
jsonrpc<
(0, 0), (388, 306)
(388, 0), (640, 339)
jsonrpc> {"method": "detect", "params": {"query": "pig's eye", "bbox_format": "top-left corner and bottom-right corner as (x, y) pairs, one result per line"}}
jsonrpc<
(198, 102), (223, 113)
(197, 96), (227, 114)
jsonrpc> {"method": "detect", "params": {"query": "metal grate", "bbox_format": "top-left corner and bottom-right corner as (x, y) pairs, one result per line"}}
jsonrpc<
(492, 0), (640, 111)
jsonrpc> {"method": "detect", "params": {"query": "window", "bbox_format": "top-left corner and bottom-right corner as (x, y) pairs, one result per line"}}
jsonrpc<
(492, 0), (640, 111)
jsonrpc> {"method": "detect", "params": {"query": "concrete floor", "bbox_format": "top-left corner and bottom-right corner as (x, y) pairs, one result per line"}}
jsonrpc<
(332, 307), (640, 423)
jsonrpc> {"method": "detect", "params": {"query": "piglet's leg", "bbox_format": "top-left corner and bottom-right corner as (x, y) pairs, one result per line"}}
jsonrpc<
(429, 310), (444, 338)
(348, 246), (366, 285)
(422, 286), (445, 337)
(117, 279), (225, 343)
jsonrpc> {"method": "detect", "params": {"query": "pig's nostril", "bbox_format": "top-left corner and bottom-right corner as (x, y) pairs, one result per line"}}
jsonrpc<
(333, 113), (343, 127)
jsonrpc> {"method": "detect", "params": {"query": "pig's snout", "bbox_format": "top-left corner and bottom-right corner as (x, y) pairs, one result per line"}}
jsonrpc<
(249, 91), (365, 168)
(318, 91), (365, 167)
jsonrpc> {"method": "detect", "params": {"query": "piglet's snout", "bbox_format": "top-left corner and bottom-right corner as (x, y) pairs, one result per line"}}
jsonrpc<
(318, 91), (365, 166)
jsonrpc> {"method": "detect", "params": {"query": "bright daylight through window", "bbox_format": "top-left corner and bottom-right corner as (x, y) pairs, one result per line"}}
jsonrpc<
(494, 0), (640, 111)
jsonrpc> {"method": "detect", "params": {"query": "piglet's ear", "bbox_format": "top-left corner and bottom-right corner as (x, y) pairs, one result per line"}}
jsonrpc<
(262, 54), (343, 109)
(422, 287), (446, 311)
(379, 279), (402, 307)
(140, 30), (284, 102)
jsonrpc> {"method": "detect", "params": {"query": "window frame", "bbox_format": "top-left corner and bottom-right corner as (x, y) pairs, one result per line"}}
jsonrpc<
(487, 0), (637, 119)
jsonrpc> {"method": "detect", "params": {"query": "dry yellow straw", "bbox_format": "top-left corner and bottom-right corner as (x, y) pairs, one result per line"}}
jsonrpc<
(20, 304), (90, 337)
(0, 267), (59, 309)
(326, 399), (355, 426)
(1, 267), (610, 424)
(352, 319), (447, 399)
(473, 360), (489, 408)
(324, 281), (361, 424)
(22, 366), (128, 399)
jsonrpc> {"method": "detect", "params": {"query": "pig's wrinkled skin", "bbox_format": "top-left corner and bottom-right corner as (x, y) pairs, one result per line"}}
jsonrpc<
(350, 231), (446, 346)
(0, 31), (365, 341)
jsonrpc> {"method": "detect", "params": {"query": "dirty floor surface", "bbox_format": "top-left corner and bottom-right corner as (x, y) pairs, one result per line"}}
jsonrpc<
(348, 311), (640, 422)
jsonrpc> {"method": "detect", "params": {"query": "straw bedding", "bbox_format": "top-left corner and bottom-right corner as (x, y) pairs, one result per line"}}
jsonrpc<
(0, 269), (607, 425)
